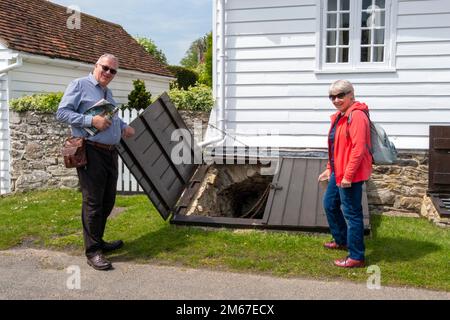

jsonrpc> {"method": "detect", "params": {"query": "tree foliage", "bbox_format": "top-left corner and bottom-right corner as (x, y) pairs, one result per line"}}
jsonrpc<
(135, 36), (168, 65)
(198, 32), (213, 87)
(167, 65), (199, 90)
(10, 92), (63, 113)
(169, 84), (213, 112)
(180, 34), (209, 69)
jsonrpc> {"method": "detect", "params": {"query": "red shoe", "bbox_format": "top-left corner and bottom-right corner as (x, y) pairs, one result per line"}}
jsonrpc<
(334, 257), (365, 268)
(323, 241), (347, 250)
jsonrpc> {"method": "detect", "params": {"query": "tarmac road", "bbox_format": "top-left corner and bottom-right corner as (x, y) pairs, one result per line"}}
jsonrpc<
(0, 248), (448, 300)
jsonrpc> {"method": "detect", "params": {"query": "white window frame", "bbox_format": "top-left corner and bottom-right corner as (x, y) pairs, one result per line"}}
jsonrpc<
(316, 0), (398, 73)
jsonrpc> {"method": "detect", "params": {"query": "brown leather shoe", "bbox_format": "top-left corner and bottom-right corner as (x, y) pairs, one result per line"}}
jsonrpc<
(334, 257), (365, 268)
(102, 240), (124, 252)
(87, 253), (112, 270)
(323, 241), (347, 250)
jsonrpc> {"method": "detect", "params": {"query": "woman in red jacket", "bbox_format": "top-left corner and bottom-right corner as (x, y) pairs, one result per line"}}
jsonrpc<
(318, 80), (372, 268)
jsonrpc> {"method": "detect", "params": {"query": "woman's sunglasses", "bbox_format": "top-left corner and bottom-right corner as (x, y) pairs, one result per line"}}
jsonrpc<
(98, 64), (117, 75)
(329, 91), (350, 100)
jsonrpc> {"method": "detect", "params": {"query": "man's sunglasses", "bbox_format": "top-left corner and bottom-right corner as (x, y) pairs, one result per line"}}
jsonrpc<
(98, 64), (117, 75)
(329, 91), (350, 100)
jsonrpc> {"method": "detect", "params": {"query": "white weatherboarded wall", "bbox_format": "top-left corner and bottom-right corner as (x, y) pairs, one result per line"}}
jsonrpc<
(211, 0), (450, 150)
(8, 57), (171, 104)
(0, 43), (12, 194)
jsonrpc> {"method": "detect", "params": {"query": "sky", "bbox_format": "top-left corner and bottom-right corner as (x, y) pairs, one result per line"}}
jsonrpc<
(50, 0), (213, 65)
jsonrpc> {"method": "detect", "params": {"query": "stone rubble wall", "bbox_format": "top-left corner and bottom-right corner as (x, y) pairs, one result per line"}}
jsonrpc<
(366, 152), (429, 214)
(8, 110), (210, 193)
(9, 111), (79, 192)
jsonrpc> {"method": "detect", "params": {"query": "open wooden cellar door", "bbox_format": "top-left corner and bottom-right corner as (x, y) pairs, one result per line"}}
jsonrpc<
(117, 93), (370, 232)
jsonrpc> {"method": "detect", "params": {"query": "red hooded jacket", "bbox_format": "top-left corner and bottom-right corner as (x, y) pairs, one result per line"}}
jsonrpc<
(326, 101), (373, 185)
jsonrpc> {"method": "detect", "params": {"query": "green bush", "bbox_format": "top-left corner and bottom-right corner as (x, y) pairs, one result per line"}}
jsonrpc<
(198, 32), (213, 88)
(168, 84), (213, 112)
(9, 92), (63, 113)
(123, 79), (152, 111)
(167, 65), (199, 90)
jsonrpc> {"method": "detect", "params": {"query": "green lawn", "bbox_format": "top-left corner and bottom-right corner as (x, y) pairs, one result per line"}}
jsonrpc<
(0, 189), (449, 291)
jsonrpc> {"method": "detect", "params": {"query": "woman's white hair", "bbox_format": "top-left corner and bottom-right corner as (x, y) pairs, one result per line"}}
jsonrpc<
(329, 79), (354, 96)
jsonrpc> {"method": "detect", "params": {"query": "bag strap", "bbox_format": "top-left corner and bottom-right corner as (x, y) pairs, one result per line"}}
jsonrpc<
(346, 110), (373, 155)
(347, 109), (370, 125)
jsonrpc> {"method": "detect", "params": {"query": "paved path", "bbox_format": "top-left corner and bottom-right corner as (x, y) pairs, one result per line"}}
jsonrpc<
(0, 248), (448, 300)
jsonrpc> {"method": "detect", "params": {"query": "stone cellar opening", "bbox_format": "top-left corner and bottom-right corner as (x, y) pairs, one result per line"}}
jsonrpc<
(184, 164), (274, 219)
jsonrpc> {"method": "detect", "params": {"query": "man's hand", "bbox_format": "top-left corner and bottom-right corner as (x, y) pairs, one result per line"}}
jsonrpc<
(318, 169), (330, 182)
(92, 114), (111, 131)
(340, 178), (352, 188)
(122, 126), (135, 139)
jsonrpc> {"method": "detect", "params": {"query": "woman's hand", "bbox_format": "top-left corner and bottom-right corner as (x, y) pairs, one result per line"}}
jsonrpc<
(318, 169), (330, 182)
(340, 178), (352, 188)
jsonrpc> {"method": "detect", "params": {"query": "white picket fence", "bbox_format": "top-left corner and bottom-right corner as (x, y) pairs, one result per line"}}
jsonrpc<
(117, 108), (144, 194)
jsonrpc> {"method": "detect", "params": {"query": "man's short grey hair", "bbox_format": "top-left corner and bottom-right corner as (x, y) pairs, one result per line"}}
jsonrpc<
(329, 80), (354, 96)
(96, 54), (119, 65)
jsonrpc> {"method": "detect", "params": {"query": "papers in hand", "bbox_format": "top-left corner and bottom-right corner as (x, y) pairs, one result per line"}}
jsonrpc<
(83, 98), (119, 136)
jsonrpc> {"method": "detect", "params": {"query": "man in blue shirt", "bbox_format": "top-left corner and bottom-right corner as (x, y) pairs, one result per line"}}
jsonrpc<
(57, 53), (135, 271)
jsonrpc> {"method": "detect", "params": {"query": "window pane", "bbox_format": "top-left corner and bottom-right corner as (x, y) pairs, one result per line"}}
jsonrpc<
(361, 12), (371, 28)
(340, 13), (350, 28)
(361, 47), (371, 62)
(375, 0), (386, 9)
(327, 48), (336, 63)
(338, 47), (349, 63)
(361, 29), (371, 45)
(340, 0), (350, 10)
(363, 0), (373, 10)
(374, 11), (385, 27)
(373, 46), (384, 61)
(327, 14), (337, 28)
(328, 0), (337, 11)
(327, 31), (337, 45)
(339, 31), (349, 45)
(374, 29), (385, 44)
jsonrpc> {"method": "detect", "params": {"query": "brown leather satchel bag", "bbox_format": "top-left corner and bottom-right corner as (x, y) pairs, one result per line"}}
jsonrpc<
(62, 136), (87, 168)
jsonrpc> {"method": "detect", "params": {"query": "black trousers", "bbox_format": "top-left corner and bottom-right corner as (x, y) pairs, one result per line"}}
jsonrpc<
(77, 144), (118, 258)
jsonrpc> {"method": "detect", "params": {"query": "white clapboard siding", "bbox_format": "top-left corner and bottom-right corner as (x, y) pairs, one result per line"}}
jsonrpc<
(210, 0), (450, 150)
(226, 33), (316, 49)
(0, 71), (9, 194)
(226, 96), (450, 110)
(226, 0), (315, 10)
(0, 43), (10, 194)
(9, 60), (171, 104)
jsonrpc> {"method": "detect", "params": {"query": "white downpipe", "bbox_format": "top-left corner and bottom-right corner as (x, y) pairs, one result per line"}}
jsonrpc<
(0, 54), (23, 77)
(198, 0), (226, 148)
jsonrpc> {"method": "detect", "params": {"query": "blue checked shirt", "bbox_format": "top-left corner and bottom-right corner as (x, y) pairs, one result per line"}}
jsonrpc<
(56, 73), (127, 145)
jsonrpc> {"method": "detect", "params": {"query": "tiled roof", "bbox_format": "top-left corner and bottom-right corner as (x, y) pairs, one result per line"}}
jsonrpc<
(0, 0), (173, 77)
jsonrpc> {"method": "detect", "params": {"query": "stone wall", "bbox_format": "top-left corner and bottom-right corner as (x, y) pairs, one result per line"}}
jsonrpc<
(367, 152), (429, 214)
(8, 110), (211, 192)
(9, 111), (78, 192)
(8, 111), (433, 218)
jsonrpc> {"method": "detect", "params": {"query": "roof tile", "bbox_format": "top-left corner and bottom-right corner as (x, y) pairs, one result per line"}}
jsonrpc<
(0, 0), (173, 77)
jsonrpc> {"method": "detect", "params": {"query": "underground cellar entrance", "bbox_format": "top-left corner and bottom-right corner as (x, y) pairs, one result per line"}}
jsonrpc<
(182, 164), (274, 220)
(116, 93), (370, 232)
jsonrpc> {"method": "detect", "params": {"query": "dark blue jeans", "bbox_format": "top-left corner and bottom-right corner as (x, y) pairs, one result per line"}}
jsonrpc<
(323, 173), (365, 261)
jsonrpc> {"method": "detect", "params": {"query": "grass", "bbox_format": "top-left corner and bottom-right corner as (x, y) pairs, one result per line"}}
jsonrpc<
(0, 189), (449, 291)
